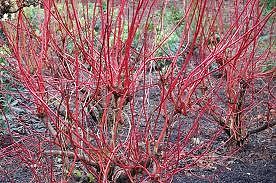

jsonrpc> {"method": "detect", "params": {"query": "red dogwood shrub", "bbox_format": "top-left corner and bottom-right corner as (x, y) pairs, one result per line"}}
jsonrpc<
(0, 0), (274, 182)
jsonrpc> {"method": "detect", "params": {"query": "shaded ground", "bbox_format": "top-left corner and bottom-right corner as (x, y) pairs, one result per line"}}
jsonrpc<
(2, 131), (275, 183)
(174, 130), (276, 183)
(175, 160), (275, 183)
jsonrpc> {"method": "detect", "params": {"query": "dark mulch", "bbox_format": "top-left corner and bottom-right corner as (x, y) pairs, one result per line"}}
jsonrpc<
(174, 130), (276, 183)
(175, 160), (275, 183)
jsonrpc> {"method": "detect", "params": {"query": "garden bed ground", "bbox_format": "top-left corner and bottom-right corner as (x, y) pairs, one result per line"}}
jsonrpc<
(1, 126), (275, 182)
(174, 129), (276, 183)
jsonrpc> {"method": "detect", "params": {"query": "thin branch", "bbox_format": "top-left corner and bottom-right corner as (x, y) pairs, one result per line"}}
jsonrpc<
(44, 149), (99, 169)
(247, 120), (276, 136)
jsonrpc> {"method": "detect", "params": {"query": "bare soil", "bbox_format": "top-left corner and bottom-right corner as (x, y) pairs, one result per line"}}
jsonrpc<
(173, 129), (276, 183)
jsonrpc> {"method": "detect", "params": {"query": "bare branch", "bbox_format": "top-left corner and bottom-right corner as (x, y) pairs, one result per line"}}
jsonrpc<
(248, 120), (276, 136)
